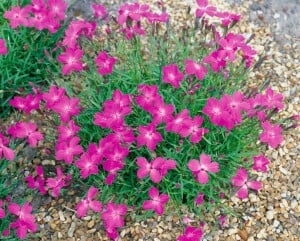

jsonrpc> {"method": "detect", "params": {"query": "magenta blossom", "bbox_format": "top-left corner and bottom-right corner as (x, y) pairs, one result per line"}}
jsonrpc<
(95, 51), (116, 76)
(48, 0), (68, 21)
(4, 6), (31, 28)
(177, 225), (203, 241)
(46, 167), (71, 198)
(142, 186), (169, 215)
(136, 124), (163, 151)
(195, 193), (204, 205)
(136, 157), (176, 183)
(75, 152), (101, 179)
(135, 84), (163, 112)
(57, 47), (84, 75)
(148, 101), (174, 125)
(9, 94), (42, 114)
(259, 121), (283, 148)
(25, 165), (47, 195)
(76, 186), (102, 218)
(195, 0), (217, 18)
(184, 116), (209, 144)
(51, 96), (80, 123)
(55, 136), (83, 164)
(0, 39), (8, 55)
(203, 50), (227, 73)
(57, 120), (80, 142)
(231, 168), (262, 199)
(264, 87), (284, 110)
(92, 3), (107, 19)
(42, 85), (66, 109)
(162, 64), (184, 89)
(252, 154), (270, 172)
(101, 202), (127, 239)
(187, 153), (219, 184)
(8, 202), (37, 240)
(184, 59), (208, 80)
(202, 97), (234, 130)
(165, 109), (192, 136)
(0, 133), (14, 161)
(8, 122), (44, 147)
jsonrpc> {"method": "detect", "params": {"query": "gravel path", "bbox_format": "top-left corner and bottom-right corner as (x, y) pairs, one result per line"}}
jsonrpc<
(28, 0), (299, 240)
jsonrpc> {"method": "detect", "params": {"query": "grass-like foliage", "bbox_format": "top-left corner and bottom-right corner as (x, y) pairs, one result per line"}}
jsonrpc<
(0, 0), (66, 117)
(0, 0), (294, 240)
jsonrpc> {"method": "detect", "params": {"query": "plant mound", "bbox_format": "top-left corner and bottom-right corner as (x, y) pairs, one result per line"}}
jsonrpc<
(0, 0), (295, 240)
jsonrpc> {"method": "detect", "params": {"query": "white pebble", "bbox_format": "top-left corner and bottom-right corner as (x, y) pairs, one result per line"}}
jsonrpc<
(266, 211), (274, 220)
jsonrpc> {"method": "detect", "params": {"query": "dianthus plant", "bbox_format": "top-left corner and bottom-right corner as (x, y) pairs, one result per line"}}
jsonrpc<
(1, 0), (295, 240)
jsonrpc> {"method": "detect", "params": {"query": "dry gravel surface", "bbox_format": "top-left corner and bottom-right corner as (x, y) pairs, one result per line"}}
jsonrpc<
(27, 0), (300, 240)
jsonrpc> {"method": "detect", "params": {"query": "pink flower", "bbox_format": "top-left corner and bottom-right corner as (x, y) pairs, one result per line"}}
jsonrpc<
(137, 124), (163, 151)
(25, 166), (47, 195)
(240, 44), (257, 67)
(136, 157), (176, 183)
(142, 186), (169, 215)
(9, 96), (27, 112)
(57, 120), (80, 142)
(110, 126), (135, 144)
(111, 89), (132, 107)
(8, 202), (37, 239)
(177, 226), (203, 241)
(76, 186), (102, 218)
(0, 39), (8, 55)
(202, 97), (234, 130)
(195, 0), (217, 18)
(7, 122), (44, 147)
(0, 133), (14, 161)
(259, 121), (283, 148)
(102, 143), (129, 185)
(92, 3), (107, 19)
(95, 51), (116, 76)
(221, 92), (249, 125)
(27, 8), (50, 31)
(101, 202), (127, 238)
(57, 47), (84, 75)
(264, 87), (284, 110)
(203, 50), (227, 73)
(231, 168), (262, 199)
(48, 0), (68, 21)
(117, 2), (149, 24)
(94, 100), (131, 131)
(184, 116), (209, 144)
(195, 193), (204, 205)
(42, 85), (66, 109)
(187, 154), (219, 184)
(4, 6), (31, 28)
(55, 136), (83, 164)
(51, 96), (80, 122)
(184, 59), (208, 80)
(135, 84), (163, 112)
(46, 167), (71, 198)
(216, 11), (240, 27)
(252, 154), (270, 172)
(0, 200), (5, 219)
(75, 152), (101, 179)
(144, 12), (169, 23)
(148, 102), (174, 125)
(9, 94), (42, 114)
(217, 215), (227, 228)
(162, 64), (184, 88)
(165, 109), (192, 136)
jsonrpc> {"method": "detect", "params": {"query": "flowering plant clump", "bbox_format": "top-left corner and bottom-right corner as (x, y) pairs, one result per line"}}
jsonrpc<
(0, 0), (296, 240)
